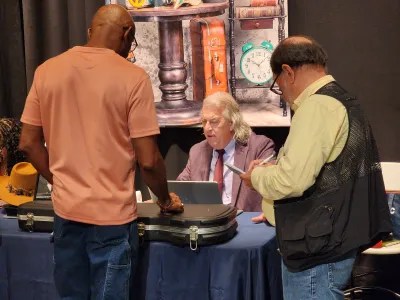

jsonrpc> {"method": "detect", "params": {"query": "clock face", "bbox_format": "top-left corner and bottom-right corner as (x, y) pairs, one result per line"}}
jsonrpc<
(240, 47), (273, 84)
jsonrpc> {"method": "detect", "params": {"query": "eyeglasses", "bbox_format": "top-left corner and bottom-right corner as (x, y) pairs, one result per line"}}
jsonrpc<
(131, 37), (138, 52)
(127, 37), (138, 63)
(269, 73), (283, 95)
(201, 117), (222, 128)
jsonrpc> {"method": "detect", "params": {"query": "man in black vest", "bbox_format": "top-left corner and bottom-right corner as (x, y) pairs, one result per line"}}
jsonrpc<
(241, 35), (392, 300)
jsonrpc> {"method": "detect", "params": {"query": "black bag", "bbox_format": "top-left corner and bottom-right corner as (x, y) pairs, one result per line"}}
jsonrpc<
(17, 200), (54, 232)
(137, 203), (237, 250)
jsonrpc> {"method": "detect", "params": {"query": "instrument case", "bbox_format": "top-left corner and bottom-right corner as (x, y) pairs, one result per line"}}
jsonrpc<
(16, 201), (238, 250)
(137, 203), (237, 250)
(17, 200), (54, 232)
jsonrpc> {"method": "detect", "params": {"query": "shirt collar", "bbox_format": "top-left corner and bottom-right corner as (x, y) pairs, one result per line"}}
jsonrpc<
(213, 139), (235, 157)
(291, 75), (335, 111)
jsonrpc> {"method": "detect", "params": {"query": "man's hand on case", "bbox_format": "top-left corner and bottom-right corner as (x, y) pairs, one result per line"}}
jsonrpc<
(157, 192), (184, 214)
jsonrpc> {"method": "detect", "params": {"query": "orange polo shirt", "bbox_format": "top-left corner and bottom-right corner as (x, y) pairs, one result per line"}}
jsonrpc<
(21, 46), (160, 225)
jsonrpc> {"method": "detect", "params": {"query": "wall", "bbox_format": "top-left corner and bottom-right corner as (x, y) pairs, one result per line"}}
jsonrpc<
(288, 0), (400, 162)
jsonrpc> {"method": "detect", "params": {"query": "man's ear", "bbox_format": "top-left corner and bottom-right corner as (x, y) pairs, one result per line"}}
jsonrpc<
(282, 64), (295, 84)
(87, 28), (91, 39)
(123, 26), (133, 41)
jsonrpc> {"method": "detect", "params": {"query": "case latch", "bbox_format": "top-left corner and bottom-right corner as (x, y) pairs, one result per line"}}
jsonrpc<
(189, 225), (199, 251)
(26, 212), (34, 232)
(137, 222), (146, 245)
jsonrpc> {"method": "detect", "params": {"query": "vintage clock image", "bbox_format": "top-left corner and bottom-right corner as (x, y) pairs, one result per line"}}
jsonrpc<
(240, 41), (274, 85)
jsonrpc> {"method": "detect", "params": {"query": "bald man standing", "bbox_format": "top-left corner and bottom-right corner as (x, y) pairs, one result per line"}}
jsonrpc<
(19, 4), (183, 299)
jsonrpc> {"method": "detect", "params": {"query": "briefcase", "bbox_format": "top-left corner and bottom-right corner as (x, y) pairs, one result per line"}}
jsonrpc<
(137, 203), (237, 250)
(190, 17), (228, 101)
(17, 200), (54, 232)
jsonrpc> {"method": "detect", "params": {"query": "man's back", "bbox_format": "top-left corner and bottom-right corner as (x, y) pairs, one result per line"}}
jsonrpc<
(18, 5), (183, 299)
(21, 46), (160, 225)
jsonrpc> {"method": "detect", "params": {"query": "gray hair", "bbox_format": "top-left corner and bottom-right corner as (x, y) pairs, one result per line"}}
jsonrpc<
(202, 92), (251, 144)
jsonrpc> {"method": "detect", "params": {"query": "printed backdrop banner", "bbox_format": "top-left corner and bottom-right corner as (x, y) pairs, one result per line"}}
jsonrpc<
(108, 0), (289, 127)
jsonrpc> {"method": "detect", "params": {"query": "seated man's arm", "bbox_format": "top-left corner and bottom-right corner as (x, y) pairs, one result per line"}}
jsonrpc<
(255, 135), (275, 161)
(249, 135), (276, 225)
(176, 147), (193, 181)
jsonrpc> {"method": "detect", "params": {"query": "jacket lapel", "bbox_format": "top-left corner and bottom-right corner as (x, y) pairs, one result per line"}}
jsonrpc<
(200, 143), (213, 181)
(232, 141), (248, 207)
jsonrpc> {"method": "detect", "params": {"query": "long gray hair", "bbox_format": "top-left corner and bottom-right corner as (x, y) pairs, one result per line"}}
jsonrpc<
(202, 92), (251, 144)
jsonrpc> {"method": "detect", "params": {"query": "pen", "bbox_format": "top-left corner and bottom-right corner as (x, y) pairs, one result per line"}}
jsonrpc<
(259, 154), (275, 165)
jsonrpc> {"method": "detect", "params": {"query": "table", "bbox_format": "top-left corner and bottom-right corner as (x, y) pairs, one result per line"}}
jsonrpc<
(0, 211), (282, 300)
(128, 3), (228, 126)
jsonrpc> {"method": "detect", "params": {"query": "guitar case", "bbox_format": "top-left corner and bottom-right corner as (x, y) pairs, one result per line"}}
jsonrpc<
(137, 203), (237, 250)
(17, 200), (54, 232)
(17, 201), (238, 250)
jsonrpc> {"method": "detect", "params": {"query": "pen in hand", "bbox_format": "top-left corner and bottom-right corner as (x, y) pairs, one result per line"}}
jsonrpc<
(259, 154), (275, 166)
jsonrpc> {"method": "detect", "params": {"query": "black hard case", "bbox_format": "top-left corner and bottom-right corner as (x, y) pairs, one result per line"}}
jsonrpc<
(16, 201), (238, 249)
(137, 203), (237, 249)
(17, 200), (54, 232)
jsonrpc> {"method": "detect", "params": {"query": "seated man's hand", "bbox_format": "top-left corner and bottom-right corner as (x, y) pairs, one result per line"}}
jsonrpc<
(157, 192), (184, 214)
(251, 212), (267, 224)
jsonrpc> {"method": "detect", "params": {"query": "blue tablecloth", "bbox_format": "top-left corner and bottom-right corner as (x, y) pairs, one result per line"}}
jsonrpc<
(0, 211), (282, 300)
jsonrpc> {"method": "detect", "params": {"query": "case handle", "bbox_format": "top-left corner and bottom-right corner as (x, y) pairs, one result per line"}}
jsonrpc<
(138, 222), (146, 246)
(189, 225), (199, 251)
(26, 212), (34, 232)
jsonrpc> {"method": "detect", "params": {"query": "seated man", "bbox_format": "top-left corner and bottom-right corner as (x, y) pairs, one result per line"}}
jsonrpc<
(0, 118), (25, 176)
(0, 118), (26, 207)
(177, 92), (275, 214)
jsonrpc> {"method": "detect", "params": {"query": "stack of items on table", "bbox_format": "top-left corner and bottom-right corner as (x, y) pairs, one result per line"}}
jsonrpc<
(235, 0), (282, 30)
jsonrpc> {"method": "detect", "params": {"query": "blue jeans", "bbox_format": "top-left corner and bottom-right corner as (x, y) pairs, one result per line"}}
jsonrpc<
(281, 251), (357, 300)
(53, 215), (138, 300)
